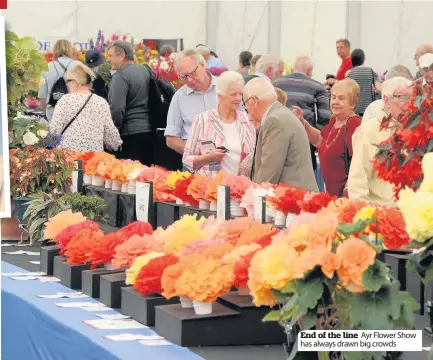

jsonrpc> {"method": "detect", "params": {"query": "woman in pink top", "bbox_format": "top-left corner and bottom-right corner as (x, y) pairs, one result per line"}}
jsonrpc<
(183, 71), (256, 177)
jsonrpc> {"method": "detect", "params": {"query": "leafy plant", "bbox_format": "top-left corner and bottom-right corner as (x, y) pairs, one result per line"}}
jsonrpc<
(5, 30), (48, 106)
(9, 114), (49, 149)
(24, 192), (108, 245)
(9, 147), (75, 197)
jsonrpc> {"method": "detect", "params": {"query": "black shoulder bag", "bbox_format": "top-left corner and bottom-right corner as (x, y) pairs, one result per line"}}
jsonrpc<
(61, 94), (93, 135)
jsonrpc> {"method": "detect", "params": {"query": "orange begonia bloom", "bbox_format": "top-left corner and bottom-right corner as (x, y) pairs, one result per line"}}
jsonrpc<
(161, 262), (183, 299)
(203, 172), (226, 202)
(321, 252), (340, 279)
(44, 210), (86, 240)
(187, 175), (210, 201)
(336, 237), (376, 293)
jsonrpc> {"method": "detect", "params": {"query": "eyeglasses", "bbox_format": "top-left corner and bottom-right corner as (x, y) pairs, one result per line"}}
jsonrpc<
(66, 79), (74, 83)
(392, 94), (411, 102)
(178, 66), (199, 81)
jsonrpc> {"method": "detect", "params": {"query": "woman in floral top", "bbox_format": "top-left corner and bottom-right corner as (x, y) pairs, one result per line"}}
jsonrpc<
(49, 64), (122, 152)
(183, 71), (256, 177)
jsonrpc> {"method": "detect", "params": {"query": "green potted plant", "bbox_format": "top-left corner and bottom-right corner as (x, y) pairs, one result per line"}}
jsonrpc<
(9, 146), (75, 227)
(24, 192), (108, 245)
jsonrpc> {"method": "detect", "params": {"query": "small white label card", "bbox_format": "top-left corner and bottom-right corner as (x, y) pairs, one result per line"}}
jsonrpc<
(38, 292), (89, 299)
(56, 302), (106, 308)
(104, 334), (162, 341)
(29, 261), (41, 265)
(83, 306), (112, 312)
(96, 313), (131, 320)
(26, 251), (41, 256)
(217, 185), (228, 220)
(135, 182), (151, 222)
(139, 339), (172, 346)
(254, 196), (265, 223)
(38, 277), (61, 283)
(2, 271), (45, 276)
(1, 243), (28, 247)
(10, 276), (40, 280)
(83, 319), (148, 330)
(3, 250), (27, 255)
(72, 171), (79, 193)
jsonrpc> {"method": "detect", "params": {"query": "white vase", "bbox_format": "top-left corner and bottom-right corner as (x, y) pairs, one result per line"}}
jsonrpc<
(92, 175), (105, 187)
(285, 213), (297, 227)
(274, 210), (287, 226)
(127, 181), (136, 195)
(230, 199), (244, 217)
(105, 180), (112, 189)
(83, 174), (92, 185)
(210, 201), (217, 211)
(199, 199), (210, 210)
(246, 207), (253, 218)
(112, 181), (121, 191)
(184, 202), (192, 207)
(104, 262), (116, 270)
(179, 296), (193, 309)
(120, 184), (128, 193)
(193, 300), (213, 315)
(176, 198), (184, 205)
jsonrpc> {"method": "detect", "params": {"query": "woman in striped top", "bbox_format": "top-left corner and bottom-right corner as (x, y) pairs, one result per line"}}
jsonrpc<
(183, 71), (256, 177)
(347, 49), (382, 116)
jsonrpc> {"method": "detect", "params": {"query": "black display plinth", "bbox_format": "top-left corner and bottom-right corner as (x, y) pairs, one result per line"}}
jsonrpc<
(40, 245), (60, 275)
(82, 268), (124, 298)
(200, 209), (216, 218)
(100, 272), (128, 308)
(83, 185), (116, 226)
(178, 205), (201, 218)
(217, 292), (286, 344)
(121, 287), (179, 326)
(118, 193), (136, 228)
(156, 202), (179, 229)
(61, 262), (92, 290)
(53, 256), (66, 280)
(155, 302), (241, 346)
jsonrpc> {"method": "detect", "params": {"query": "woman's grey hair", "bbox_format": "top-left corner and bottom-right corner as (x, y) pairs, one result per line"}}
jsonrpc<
(174, 48), (206, 67)
(216, 71), (244, 96)
(382, 77), (413, 98)
(255, 54), (283, 74)
(196, 45), (211, 57)
(243, 77), (277, 101)
(385, 65), (413, 81)
(292, 55), (313, 73)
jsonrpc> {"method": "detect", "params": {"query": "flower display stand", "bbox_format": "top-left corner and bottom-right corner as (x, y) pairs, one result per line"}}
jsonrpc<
(82, 268), (124, 298)
(120, 287), (179, 326)
(154, 302), (241, 346)
(40, 245), (60, 275)
(117, 192), (137, 228)
(83, 185), (119, 227)
(217, 292), (287, 344)
(61, 262), (98, 290)
(178, 204), (201, 218)
(53, 256), (66, 280)
(200, 209), (217, 219)
(155, 202), (179, 229)
(154, 292), (286, 347)
(99, 272), (128, 308)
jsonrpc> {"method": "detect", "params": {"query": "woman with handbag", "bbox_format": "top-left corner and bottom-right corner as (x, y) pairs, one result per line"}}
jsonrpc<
(49, 63), (122, 152)
(292, 79), (361, 197)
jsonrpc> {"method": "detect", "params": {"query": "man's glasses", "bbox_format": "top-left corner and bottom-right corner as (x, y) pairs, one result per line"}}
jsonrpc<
(392, 94), (411, 102)
(179, 66), (199, 81)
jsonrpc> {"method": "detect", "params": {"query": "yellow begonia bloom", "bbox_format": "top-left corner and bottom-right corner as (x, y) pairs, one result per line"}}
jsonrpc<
(166, 171), (191, 190)
(419, 153), (433, 193)
(398, 188), (433, 242)
(353, 206), (376, 222)
(126, 252), (165, 285)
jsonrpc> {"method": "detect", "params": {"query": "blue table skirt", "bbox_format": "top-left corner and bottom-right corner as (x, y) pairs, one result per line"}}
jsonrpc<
(1, 261), (203, 360)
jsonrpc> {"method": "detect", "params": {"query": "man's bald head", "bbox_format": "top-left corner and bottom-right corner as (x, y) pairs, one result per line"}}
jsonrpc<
(243, 77), (277, 101)
(415, 44), (433, 67)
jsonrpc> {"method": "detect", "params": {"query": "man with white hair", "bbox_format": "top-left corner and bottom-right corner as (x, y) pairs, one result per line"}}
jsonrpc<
(196, 45), (225, 69)
(348, 76), (413, 204)
(272, 55), (330, 171)
(164, 48), (218, 154)
(417, 53), (433, 87)
(414, 44), (433, 79)
(243, 77), (318, 191)
(244, 55), (284, 84)
(362, 64), (413, 122)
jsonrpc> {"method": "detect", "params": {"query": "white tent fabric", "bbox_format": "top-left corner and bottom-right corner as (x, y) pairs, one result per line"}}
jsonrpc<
(3, 0), (433, 82)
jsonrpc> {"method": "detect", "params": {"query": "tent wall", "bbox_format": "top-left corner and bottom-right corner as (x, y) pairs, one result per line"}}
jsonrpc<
(4, 1), (433, 82)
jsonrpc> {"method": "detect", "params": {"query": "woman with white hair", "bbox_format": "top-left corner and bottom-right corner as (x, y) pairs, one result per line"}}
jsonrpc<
(49, 63), (122, 152)
(183, 71), (256, 177)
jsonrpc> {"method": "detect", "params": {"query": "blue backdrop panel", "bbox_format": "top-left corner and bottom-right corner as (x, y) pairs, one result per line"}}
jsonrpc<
(1, 262), (204, 360)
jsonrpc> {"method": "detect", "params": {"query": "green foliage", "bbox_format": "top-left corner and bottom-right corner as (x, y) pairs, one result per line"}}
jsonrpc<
(98, 62), (112, 88)
(337, 218), (376, 238)
(9, 115), (48, 148)
(362, 261), (390, 292)
(407, 237), (433, 283)
(5, 30), (48, 105)
(24, 192), (108, 245)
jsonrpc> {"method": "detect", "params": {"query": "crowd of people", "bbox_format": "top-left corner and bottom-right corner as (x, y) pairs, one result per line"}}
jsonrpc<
(37, 38), (433, 206)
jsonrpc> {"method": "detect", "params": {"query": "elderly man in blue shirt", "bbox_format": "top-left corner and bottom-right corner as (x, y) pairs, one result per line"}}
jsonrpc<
(165, 49), (218, 154)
